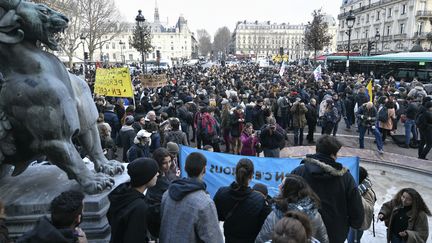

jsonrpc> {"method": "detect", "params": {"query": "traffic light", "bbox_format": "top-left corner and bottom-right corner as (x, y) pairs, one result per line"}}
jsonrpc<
(84, 52), (89, 60)
(367, 41), (375, 56)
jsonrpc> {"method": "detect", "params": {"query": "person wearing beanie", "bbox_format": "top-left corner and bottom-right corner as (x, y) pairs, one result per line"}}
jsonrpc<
(107, 158), (159, 243)
(116, 115), (137, 162)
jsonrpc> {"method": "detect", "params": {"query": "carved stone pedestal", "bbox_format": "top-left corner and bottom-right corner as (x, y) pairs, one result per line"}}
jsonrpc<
(0, 162), (129, 242)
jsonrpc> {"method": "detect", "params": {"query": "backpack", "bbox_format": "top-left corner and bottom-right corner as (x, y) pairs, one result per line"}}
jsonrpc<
(377, 107), (388, 123)
(199, 113), (217, 137)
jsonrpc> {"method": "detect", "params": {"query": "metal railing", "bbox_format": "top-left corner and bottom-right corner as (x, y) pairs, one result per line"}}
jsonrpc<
(416, 10), (432, 17)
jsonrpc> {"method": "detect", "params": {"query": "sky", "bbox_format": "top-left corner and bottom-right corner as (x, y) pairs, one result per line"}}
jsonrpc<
(115, 0), (342, 38)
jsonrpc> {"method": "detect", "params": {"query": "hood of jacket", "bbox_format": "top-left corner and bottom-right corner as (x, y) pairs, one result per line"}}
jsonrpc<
(301, 153), (348, 179)
(168, 177), (206, 201)
(108, 182), (145, 214)
(286, 197), (318, 219)
(227, 182), (254, 201)
(120, 125), (135, 132)
(18, 216), (77, 243)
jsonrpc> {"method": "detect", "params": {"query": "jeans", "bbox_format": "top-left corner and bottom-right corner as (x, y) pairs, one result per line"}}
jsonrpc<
(347, 228), (364, 243)
(404, 119), (418, 146)
(293, 127), (304, 145)
(263, 148), (280, 158)
(332, 120), (340, 136)
(345, 116), (352, 129)
(359, 125), (383, 150)
(322, 121), (334, 135)
(390, 233), (406, 243)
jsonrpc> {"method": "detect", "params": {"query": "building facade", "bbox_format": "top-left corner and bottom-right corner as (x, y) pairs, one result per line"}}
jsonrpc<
(337, 0), (432, 55)
(65, 4), (198, 64)
(232, 21), (306, 60)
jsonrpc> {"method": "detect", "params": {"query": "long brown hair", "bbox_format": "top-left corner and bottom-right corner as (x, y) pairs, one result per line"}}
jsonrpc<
(275, 174), (320, 211)
(234, 158), (254, 188)
(393, 188), (431, 217)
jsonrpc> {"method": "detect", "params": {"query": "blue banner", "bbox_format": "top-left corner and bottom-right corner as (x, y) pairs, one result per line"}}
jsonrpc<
(179, 146), (359, 198)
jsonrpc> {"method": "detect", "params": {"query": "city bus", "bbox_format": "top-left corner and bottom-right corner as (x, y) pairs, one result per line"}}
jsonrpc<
(326, 52), (432, 82)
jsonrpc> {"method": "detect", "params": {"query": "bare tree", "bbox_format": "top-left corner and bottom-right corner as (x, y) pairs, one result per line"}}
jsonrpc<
(197, 29), (212, 57)
(79, 0), (128, 61)
(213, 27), (231, 57)
(304, 9), (332, 60)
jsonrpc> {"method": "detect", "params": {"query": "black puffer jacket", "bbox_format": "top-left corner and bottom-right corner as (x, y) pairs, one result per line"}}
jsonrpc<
(291, 153), (364, 243)
(213, 182), (270, 243)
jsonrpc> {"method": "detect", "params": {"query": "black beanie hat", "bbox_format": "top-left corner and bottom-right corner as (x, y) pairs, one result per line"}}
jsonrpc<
(127, 158), (159, 187)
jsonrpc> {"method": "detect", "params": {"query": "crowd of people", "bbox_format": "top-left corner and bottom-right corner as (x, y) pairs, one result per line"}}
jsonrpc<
(1, 62), (432, 242)
(1, 136), (430, 243)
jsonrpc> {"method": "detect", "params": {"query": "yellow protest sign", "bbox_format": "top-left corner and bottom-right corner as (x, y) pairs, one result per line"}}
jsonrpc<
(94, 67), (133, 97)
(140, 74), (168, 88)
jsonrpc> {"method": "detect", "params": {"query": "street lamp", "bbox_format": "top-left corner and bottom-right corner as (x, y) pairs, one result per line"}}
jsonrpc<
(119, 40), (125, 64)
(80, 34), (87, 79)
(345, 10), (355, 73)
(135, 10), (146, 73)
(374, 31), (380, 55)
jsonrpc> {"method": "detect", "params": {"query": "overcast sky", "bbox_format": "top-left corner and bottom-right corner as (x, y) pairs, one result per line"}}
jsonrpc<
(115, 0), (342, 38)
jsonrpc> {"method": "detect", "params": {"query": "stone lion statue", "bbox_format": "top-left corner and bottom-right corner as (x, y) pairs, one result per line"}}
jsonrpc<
(0, 0), (124, 194)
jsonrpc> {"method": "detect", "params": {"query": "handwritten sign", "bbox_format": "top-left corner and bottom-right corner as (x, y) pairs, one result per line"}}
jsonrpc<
(140, 74), (167, 88)
(94, 67), (133, 97)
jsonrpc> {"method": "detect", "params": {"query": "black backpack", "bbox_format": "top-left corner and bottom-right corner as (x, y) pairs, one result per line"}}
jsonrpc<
(377, 107), (388, 122)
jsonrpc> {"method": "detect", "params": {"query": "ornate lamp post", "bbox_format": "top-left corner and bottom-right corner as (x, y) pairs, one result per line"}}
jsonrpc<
(374, 31), (380, 55)
(345, 10), (355, 73)
(135, 10), (146, 73)
(80, 34), (87, 78)
(119, 40), (125, 64)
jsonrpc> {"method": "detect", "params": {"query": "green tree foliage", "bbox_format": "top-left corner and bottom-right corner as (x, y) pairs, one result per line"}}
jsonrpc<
(130, 23), (153, 58)
(304, 9), (332, 60)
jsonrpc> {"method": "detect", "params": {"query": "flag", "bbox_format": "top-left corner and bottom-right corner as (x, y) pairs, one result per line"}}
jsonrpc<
(366, 80), (373, 102)
(313, 65), (322, 81)
(279, 61), (286, 77)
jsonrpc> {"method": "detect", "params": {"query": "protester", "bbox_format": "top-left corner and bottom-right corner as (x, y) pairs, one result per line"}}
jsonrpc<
(116, 115), (137, 162)
(271, 211), (315, 243)
(356, 102), (384, 153)
(378, 188), (431, 243)
(17, 190), (87, 243)
(291, 135), (364, 243)
(259, 117), (285, 158)
(402, 97), (418, 148)
(347, 166), (376, 243)
(127, 129), (152, 162)
(159, 152), (223, 243)
(214, 158), (270, 243)
(417, 100), (432, 159)
(107, 158), (159, 242)
(291, 98), (308, 146)
(378, 100), (396, 143)
(230, 105), (245, 155)
(255, 174), (328, 243)
(306, 98), (318, 144)
(163, 118), (188, 147)
(240, 122), (259, 156)
(104, 103), (120, 140)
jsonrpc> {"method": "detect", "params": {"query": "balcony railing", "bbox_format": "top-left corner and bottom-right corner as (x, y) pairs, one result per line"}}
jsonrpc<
(416, 10), (432, 18)
(393, 33), (407, 40)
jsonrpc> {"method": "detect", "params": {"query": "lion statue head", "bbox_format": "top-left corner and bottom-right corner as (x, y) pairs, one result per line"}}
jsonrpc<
(0, 0), (69, 50)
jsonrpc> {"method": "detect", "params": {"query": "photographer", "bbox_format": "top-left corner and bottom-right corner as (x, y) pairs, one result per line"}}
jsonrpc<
(259, 117), (285, 158)
(356, 102), (384, 153)
(291, 98), (308, 146)
(240, 123), (259, 156)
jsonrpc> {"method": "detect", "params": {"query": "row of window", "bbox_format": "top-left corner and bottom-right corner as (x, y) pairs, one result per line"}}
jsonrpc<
(104, 41), (189, 50)
(342, 2), (410, 28)
(341, 21), (423, 40)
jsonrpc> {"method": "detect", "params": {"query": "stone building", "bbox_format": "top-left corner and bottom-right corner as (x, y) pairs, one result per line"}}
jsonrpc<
(337, 0), (432, 55)
(231, 21), (306, 60)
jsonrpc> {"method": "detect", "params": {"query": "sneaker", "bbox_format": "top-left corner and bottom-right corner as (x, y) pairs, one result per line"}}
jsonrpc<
(378, 149), (384, 154)
(400, 144), (409, 148)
